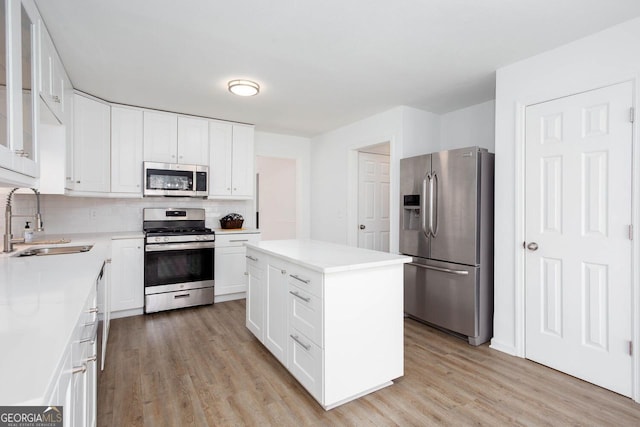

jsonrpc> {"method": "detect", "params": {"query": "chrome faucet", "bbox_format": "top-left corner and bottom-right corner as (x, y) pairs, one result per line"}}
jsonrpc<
(3, 188), (44, 253)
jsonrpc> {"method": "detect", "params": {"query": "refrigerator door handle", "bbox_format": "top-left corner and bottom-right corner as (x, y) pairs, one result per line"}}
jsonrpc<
(432, 172), (439, 237)
(407, 262), (469, 275)
(422, 173), (430, 239)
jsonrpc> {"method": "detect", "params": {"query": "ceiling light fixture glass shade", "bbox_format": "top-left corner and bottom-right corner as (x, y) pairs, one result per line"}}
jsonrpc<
(228, 79), (260, 96)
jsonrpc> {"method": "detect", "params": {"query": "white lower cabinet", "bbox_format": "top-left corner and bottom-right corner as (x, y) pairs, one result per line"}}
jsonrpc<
(110, 238), (144, 316)
(245, 245), (404, 410)
(245, 252), (265, 340)
(288, 327), (322, 401)
(214, 232), (261, 301)
(265, 261), (288, 364)
(46, 273), (99, 427)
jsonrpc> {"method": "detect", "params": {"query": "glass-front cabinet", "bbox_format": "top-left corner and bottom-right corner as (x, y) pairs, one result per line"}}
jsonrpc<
(0, 0), (38, 182)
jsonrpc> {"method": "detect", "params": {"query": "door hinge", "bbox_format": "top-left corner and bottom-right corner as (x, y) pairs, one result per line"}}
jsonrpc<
(630, 107), (635, 123)
(629, 341), (633, 356)
(630, 224), (634, 241)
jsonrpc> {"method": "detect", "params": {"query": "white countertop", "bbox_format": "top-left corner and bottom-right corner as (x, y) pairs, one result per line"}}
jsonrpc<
(0, 232), (142, 405)
(245, 239), (410, 273)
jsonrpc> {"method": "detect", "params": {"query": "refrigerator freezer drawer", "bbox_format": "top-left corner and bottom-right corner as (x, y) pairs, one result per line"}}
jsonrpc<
(404, 259), (479, 338)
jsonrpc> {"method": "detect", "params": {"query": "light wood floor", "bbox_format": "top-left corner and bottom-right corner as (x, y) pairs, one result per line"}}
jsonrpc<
(98, 300), (640, 426)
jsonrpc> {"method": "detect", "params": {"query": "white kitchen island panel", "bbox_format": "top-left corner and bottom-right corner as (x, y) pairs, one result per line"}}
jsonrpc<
(245, 239), (410, 410)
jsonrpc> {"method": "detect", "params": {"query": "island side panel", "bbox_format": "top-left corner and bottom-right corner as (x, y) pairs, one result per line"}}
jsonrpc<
(322, 263), (404, 406)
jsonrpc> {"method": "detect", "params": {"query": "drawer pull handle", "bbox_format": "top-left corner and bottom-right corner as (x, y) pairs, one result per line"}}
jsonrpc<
(85, 354), (97, 363)
(230, 239), (249, 242)
(174, 293), (190, 299)
(290, 274), (310, 284)
(87, 307), (99, 314)
(72, 364), (87, 375)
(289, 291), (311, 302)
(290, 334), (311, 351)
(246, 255), (258, 261)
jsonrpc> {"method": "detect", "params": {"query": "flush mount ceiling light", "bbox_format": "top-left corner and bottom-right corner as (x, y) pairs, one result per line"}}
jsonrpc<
(228, 79), (260, 96)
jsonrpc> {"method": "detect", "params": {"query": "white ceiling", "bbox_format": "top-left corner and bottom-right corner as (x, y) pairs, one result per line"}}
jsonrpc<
(35, 0), (640, 137)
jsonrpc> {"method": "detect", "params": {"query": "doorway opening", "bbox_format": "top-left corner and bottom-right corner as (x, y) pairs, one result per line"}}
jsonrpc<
(256, 156), (297, 241)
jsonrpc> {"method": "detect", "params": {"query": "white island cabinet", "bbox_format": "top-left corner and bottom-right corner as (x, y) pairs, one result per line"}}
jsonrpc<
(245, 239), (410, 410)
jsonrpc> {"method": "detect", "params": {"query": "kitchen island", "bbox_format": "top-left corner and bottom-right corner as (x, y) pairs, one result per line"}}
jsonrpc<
(244, 239), (410, 410)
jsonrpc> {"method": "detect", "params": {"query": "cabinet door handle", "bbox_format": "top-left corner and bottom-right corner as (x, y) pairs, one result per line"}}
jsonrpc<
(246, 255), (258, 261)
(230, 239), (249, 242)
(290, 334), (311, 351)
(72, 364), (87, 375)
(290, 274), (310, 284)
(289, 291), (310, 302)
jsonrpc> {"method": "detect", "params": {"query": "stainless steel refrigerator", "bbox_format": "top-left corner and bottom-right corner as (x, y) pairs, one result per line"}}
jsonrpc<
(400, 146), (494, 345)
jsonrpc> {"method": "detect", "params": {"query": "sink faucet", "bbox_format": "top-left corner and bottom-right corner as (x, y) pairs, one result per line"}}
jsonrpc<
(3, 188), (44, 253)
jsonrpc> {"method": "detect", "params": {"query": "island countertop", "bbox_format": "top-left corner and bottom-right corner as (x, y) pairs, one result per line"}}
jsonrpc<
(245, 239), (410, 274)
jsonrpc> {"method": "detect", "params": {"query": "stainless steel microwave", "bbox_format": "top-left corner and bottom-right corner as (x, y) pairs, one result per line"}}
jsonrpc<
(143, 162), (208, 197)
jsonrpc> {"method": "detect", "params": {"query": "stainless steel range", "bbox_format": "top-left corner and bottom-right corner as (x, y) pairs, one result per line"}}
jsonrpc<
(143, 208), (215, 313)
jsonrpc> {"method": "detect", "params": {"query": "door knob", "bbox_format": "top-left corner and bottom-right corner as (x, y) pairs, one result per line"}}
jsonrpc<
(359, 224), (366, 230)
(526, 242), (539, 251)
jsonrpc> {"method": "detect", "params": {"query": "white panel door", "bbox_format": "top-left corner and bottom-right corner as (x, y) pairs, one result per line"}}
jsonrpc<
(143, 111), (177, 163)
(524, 81), (633, 397)
(111, 106), (143, 193)
(357, 152), (390, 251)
(177, 116), (209, 164)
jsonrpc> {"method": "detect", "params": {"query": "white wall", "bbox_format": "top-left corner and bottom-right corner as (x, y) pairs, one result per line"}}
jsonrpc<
(440, 100), (495, 152)
(254, 131), (311, 238)
(492, 17), (640, 358)
(310, 106), (440, 253)
(1, 193), (253, 238)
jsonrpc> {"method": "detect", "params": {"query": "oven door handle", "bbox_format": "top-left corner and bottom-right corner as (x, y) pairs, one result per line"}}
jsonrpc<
(145, 242), (216, 252)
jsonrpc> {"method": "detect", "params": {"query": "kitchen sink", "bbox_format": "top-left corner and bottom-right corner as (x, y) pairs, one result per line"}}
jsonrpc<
(14, 245), (94, 257)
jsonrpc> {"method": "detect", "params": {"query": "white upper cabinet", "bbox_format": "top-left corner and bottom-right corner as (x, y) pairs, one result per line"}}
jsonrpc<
(177, 116), (209, 164)
(208, 121), (233, 196)
(111, 105), (143, 194)
(143, 111), (209, 165)
(0, 0), (39, 185)
(143, 110), (177, 163)
(231, 124), (254, 197)
(209, 121), (254, 199)
(38, 19), (66, 123)
(71, 93), (110, 192)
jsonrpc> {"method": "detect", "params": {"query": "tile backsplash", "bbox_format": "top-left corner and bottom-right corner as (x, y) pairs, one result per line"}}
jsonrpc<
(1, 192), (254, 237)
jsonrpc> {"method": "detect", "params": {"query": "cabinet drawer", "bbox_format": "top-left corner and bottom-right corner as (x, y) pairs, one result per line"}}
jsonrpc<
(245, 250), (264, 276)
(286, 266), (323, 298)
(216, 233), (261, 247)
(288, 285), (323, 347)
(144, 287), (214, 313)
(288, 328), (322, 402)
